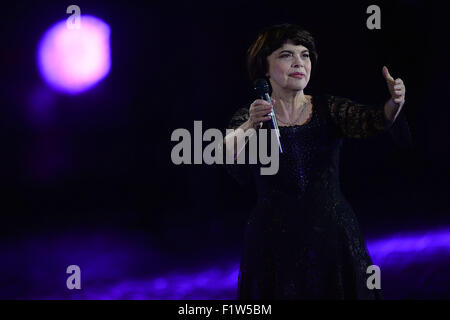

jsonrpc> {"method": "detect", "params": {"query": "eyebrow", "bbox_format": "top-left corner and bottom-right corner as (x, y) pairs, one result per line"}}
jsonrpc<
(279, 49), (309, 54)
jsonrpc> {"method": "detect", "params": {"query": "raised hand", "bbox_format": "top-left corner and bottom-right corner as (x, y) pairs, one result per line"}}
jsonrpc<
(382, 66), (405, 106)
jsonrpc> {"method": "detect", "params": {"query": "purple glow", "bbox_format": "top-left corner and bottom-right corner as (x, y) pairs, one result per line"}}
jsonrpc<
(37, 15), (111, 95)
(367, 227), (450, 267)
(76, 264), (240, 300)
(2, 226), (450, 299)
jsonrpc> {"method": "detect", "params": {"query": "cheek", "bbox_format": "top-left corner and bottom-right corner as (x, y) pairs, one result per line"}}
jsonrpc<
(271, 67), (285, 80)
(276, 65), (291, 79)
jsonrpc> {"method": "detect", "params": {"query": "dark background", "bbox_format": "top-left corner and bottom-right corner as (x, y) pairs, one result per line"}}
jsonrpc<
(1, 0), (449, 298)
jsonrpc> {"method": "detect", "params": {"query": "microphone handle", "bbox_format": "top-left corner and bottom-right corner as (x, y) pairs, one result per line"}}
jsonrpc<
(262, 93), (283, 153)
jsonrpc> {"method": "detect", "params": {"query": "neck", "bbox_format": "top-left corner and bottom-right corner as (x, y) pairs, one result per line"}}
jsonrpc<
(271, 89), (308, 116)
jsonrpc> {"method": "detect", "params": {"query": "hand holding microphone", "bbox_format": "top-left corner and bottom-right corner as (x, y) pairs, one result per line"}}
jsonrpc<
(247, 99), (274, 130)
(253, 78), (283, 153)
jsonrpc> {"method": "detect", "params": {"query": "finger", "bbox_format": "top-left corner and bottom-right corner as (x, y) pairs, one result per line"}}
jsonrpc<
(394, 85), (403, 90)
(256, 115), (272, 123)
(253, 105), (272, 111)
(395, 78), (403, 84)
(252, 99), (271, 106)
(255, 105), (272, 112)
(382, 66), (395, 82)
(253, 110), (273, 118)
(250, 103), (271, 112)
(250, 110), (272, 118)
(251, 110), (272, 118)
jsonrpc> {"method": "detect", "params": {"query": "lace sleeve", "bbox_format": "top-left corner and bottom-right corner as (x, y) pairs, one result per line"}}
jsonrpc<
(228, 107), (250, 130)
(327, 95), (389, 139)
(223, 107), (253, 187)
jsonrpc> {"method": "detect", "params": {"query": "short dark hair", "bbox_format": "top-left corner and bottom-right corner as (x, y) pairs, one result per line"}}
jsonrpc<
(247, 23), (319, 82)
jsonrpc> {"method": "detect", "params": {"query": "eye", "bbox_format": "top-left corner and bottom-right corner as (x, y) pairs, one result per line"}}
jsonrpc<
(303, 53), (310, 58)
(280, 53), (292, 58)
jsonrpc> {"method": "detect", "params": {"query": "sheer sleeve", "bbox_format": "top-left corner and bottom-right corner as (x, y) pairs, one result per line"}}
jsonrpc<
(327, 94), (413, 148)
(228, 107), (250, 131)
(222, 107), (254, 187)
(327, 95), (390, 139)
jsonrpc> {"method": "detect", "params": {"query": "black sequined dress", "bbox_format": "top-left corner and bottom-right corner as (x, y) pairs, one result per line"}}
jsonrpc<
(225, 94), (412, 300)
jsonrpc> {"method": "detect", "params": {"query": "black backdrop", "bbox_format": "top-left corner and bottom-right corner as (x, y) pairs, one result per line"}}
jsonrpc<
(1, 0), (449, 276)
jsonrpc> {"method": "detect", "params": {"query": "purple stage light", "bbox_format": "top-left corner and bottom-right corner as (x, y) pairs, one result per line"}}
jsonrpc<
(2, 227), (450, 299)
(367, 227), (450, 266)
(37, 15), (111, 95)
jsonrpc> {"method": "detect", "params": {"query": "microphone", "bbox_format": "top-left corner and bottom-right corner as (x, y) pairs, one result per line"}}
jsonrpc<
(253, 78), (283, 153)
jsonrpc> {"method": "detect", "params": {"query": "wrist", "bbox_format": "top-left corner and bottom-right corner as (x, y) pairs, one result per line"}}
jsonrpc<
(388, 98), (399, 108)
(388, 97), (405, 109)
(243, 119), (257, 131)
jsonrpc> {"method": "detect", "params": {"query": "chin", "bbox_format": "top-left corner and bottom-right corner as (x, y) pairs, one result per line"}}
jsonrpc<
(288, 83), (308, 91)
(286, 79), (308, 90)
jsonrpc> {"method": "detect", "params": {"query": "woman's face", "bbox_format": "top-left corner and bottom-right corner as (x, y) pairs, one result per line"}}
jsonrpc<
(266, 41), (311, 93)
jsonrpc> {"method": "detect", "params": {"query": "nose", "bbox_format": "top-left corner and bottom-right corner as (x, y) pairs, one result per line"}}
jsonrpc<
(292, 54), (304, 68)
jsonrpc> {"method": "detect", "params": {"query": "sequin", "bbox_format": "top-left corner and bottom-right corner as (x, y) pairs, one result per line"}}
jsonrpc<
(223, 94), (411, 300)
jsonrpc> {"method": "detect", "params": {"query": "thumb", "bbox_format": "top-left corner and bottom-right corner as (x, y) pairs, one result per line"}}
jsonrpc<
(382, 66), (394, 82)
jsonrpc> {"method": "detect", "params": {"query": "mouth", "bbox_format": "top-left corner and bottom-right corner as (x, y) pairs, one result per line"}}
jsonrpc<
(289, 72), (305, 79)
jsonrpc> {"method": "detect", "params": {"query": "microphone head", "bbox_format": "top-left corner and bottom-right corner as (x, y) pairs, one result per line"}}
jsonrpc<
(253, 78), (270, 96)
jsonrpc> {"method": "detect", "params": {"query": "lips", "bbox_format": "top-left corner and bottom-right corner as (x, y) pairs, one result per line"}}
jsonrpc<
(289, 72), (305, 78)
